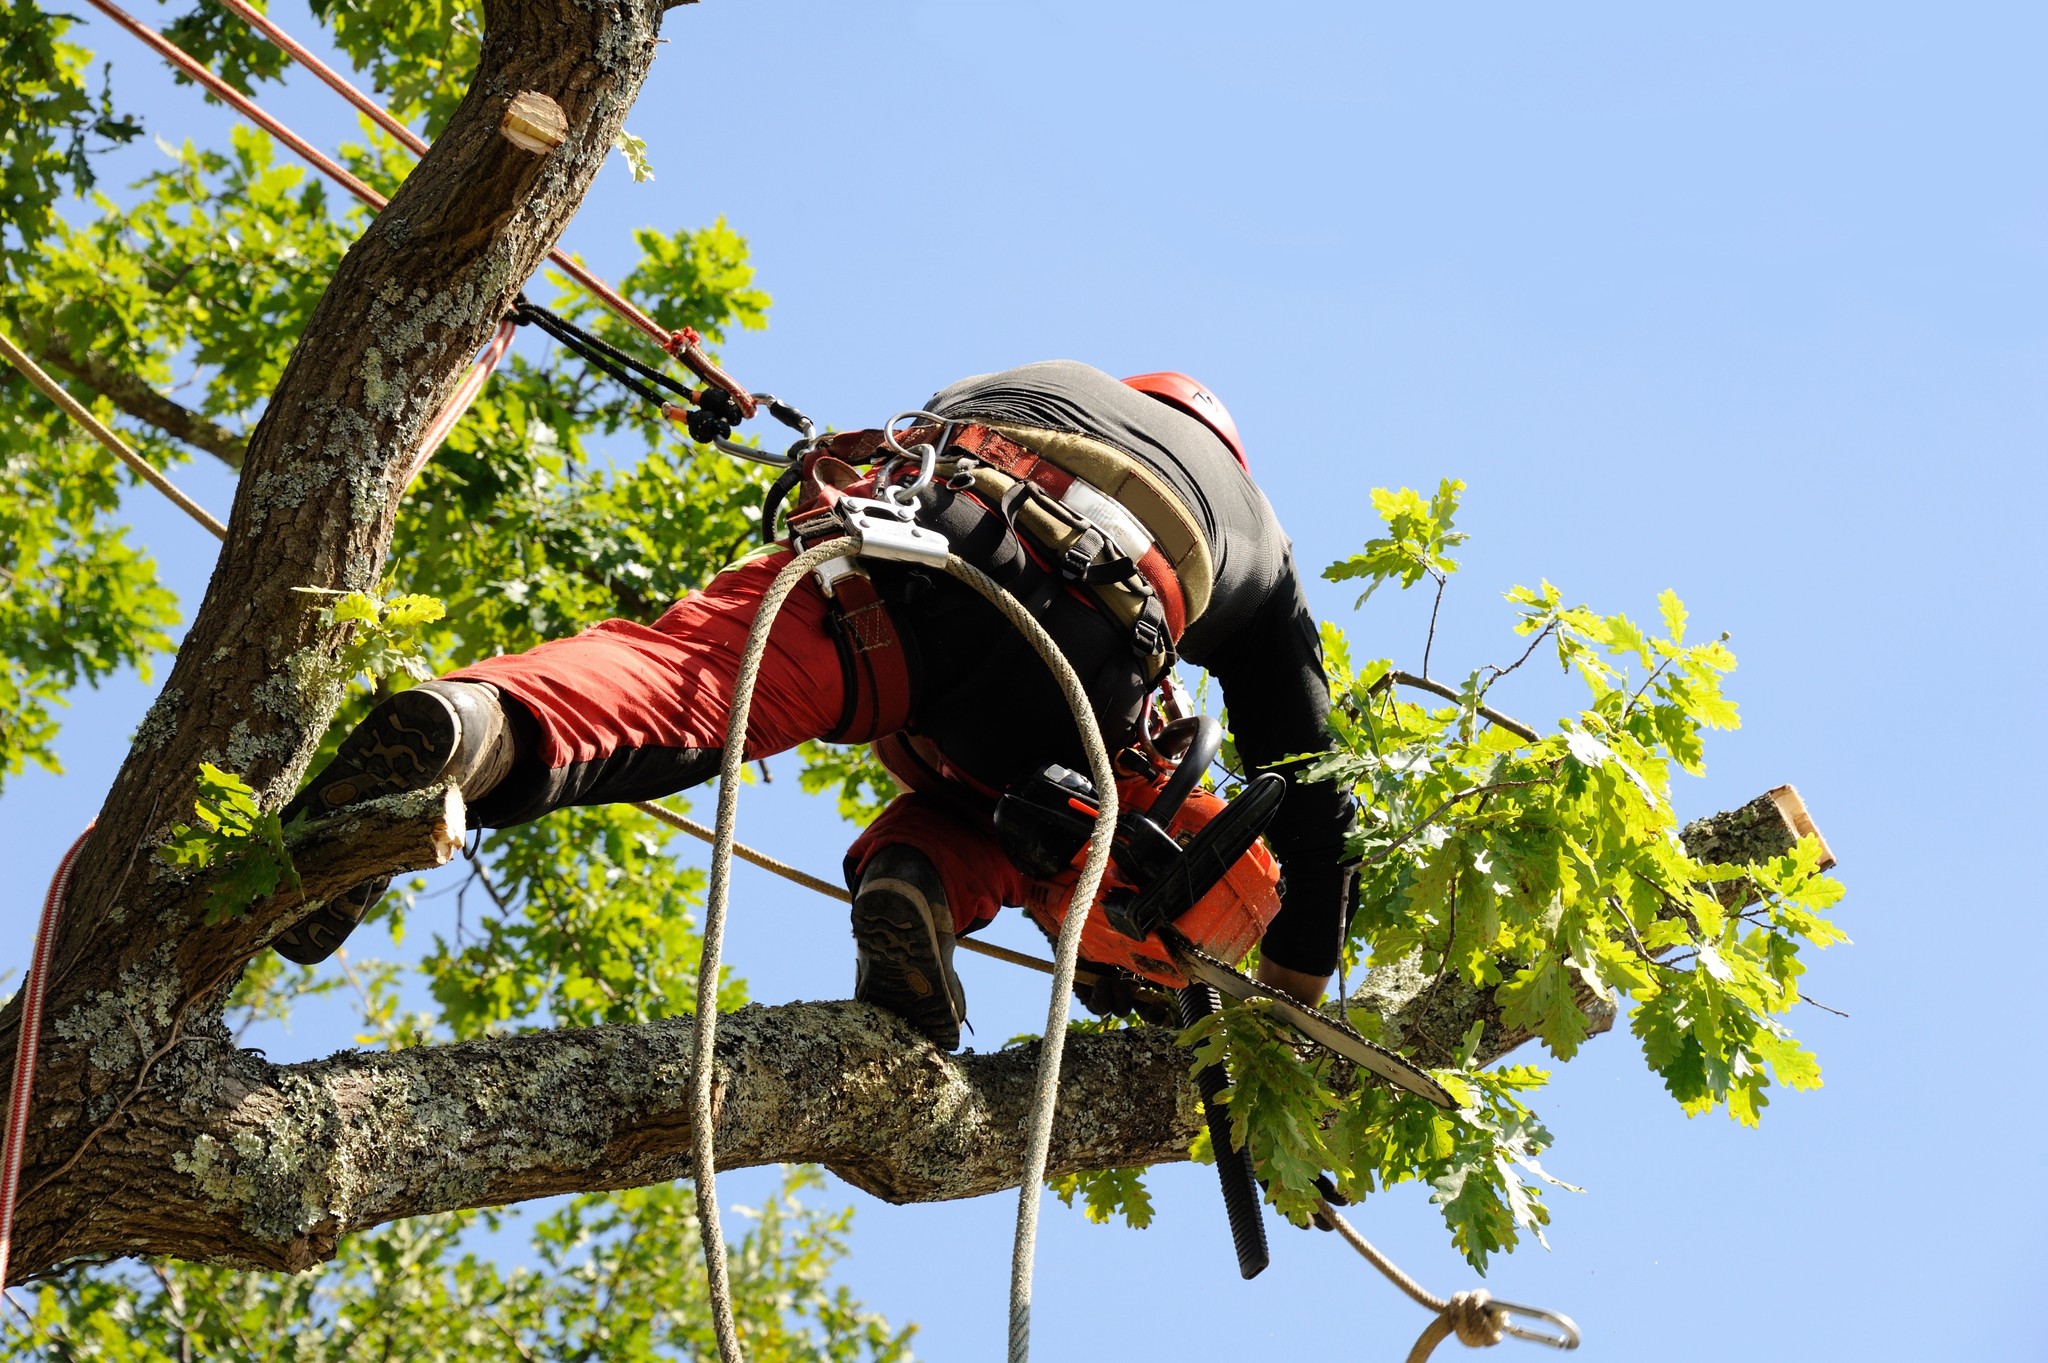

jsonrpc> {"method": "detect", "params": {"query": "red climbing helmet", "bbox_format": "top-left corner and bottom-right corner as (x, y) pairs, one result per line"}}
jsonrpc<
(1122, 371), (1248, 469)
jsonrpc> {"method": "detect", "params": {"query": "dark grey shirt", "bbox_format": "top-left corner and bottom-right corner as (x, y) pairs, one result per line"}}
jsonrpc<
(924, 361), (1353, 976)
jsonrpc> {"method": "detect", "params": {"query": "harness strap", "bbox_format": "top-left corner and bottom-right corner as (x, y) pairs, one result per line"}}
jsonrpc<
(822, 569), (914, 743)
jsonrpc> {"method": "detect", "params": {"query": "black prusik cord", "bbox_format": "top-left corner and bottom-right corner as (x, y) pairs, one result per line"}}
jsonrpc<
(511, 298), (695, 411)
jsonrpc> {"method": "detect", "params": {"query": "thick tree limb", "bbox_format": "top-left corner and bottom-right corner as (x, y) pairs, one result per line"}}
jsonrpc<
(20, 1005), (1200, 1274)
(2, 780), (1828, 1280)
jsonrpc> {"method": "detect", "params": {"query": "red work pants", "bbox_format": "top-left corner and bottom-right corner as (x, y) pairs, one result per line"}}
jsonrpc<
(449, 549), (1027, 934)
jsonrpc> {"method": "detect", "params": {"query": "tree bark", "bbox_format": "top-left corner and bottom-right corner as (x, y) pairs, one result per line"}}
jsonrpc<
(0, 0), (679, 1286)
(3, 780), (1822, 1281)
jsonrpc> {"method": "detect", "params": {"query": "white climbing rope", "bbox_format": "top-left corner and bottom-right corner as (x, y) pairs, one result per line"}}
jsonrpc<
(687, 539), (1119, 1363)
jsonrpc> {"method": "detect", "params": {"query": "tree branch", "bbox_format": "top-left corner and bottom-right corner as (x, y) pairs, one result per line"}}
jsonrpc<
(0, 785), (1829, 1281)
(15, 1002), (1202, 1275)
(1376, 669), (1541, 743)
(1351, 785), (1830, 1067)
(21, 327), (247, 469)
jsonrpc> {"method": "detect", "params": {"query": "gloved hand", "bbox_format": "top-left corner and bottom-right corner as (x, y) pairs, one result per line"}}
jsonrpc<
(1073, 961), (1177, 1026)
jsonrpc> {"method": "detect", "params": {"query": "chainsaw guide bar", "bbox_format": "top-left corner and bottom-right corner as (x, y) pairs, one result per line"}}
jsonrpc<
(1166, 933), (1457, 1109)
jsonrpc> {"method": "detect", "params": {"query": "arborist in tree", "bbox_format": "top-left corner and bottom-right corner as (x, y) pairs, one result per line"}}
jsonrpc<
(274, 360), (1355, 1049)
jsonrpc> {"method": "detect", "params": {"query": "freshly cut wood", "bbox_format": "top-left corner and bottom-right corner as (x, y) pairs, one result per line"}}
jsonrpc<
(500, 90), (568, 153)
(1355, 786), (1835, 1068)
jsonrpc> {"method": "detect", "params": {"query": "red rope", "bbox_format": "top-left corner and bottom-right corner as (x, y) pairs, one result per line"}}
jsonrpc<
(88, 1), (764, 468)
(200, 0), (679, 354)
(214, 0), (427, 157)
(0, 824), (95, 1292)
(85, 0), (387, 213)
(405, 319), (518, 485)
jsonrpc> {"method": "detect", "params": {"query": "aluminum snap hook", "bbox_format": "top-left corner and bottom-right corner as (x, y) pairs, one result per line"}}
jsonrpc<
(1488, 1300), (1582, 1350)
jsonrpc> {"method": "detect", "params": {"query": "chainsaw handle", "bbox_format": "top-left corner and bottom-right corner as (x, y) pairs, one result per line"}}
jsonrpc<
(1149, 714), (1222, 827)
(1114, 771), (1286, 940)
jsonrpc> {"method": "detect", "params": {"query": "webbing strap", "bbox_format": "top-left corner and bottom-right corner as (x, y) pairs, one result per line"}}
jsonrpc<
(943, 425), (1189, 641)
(824, 569), (914, 743)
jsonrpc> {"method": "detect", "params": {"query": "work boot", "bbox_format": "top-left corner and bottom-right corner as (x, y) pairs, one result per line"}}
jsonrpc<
(851, 846), (968, 1050)
(272, 680), (519, 965)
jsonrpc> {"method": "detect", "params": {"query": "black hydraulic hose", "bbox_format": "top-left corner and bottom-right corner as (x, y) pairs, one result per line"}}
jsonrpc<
(1176, 981), (1270, 1280)
(759, 459), (803, 544)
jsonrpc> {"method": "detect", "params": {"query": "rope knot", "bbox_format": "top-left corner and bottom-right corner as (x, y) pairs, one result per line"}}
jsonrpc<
(1445, 1291), (1505, 1348)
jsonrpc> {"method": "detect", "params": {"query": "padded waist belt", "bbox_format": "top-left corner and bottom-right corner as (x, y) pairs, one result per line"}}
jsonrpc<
(971, 420), (1214, 631)
(939, 424), (1193, 643)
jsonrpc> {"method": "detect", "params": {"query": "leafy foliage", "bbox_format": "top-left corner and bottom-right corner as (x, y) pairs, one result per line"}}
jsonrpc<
(0, 0), (921, 1346)
(1061, 481), (1842, 1270)
(795, 739), (902, 825)
(1047, 1166), (1156, 1230)
(6, 1169), (913, 1362)
(1222, 480), (1836, 1265)
(158, 762), (298, 924)
(0, 384), (179, 782)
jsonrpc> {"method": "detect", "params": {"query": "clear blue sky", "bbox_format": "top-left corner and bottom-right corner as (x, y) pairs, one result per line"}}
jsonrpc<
(4, 1), (2043, 1357)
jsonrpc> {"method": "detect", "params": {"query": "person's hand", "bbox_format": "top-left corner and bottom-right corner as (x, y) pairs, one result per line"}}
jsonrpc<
(1074, 963), (1176, 1026)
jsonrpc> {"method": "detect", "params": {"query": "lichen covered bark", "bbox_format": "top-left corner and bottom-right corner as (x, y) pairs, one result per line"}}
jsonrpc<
(42, 1002), (1201, 1272)
(2, 779), (1817, 1281)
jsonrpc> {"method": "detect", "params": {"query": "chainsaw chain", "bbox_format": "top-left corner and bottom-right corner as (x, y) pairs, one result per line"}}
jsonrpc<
(1168, 934), (1454, 1107)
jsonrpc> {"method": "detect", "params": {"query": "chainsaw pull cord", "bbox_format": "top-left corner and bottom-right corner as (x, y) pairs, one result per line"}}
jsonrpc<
(690, 537), (1118, 1363)
(0, 824), (95, 1292)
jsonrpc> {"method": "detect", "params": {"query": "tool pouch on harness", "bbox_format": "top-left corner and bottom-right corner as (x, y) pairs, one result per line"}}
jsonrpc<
(933, 429), (1183, 686)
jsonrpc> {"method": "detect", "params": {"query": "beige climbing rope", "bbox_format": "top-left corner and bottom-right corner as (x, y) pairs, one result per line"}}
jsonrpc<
(0, 327), (228, 539)
(1319, 1198), (1580, 1360)
(684, 538), (1121, 1363)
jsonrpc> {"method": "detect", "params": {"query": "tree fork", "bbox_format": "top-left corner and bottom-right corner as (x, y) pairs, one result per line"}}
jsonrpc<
(0, 0), (684, 1284)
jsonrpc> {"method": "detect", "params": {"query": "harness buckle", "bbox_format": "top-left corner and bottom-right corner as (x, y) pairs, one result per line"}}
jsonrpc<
(835, 495), (951, 568)
(1131, 616), (1167, 658)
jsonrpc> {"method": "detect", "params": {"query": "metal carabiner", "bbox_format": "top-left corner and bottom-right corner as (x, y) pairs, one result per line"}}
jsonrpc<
(1487, 1300), (1582, 1350)
(879, 408), (952, 505)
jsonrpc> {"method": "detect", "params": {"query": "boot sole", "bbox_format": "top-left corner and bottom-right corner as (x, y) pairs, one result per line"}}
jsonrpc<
(274, 689), (463, 965)
(853, 880), (964, 1049)
(285, 689), (462, 823)
(272, 876), (388, 966)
